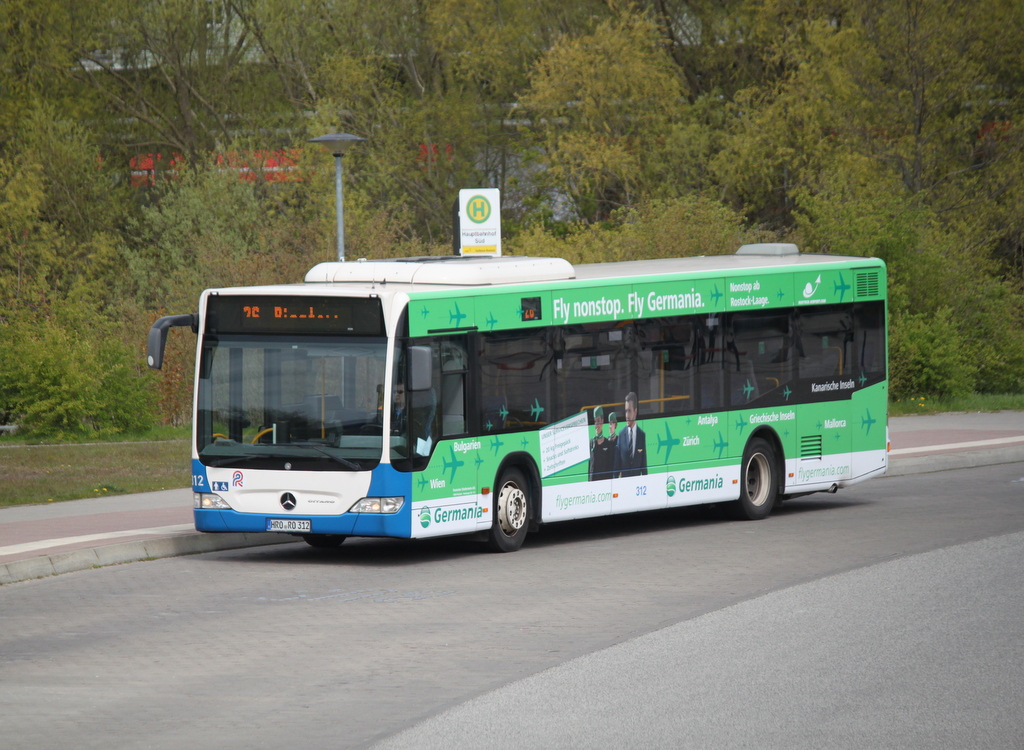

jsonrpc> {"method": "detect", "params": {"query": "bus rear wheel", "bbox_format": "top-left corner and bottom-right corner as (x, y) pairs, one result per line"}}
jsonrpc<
(729, 438), (778, 521)
(302, 534), (346, 548)
(487, 468), (530, 552)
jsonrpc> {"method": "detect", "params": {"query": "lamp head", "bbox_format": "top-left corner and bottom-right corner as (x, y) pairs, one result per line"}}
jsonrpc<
(309, 133), (366, 156)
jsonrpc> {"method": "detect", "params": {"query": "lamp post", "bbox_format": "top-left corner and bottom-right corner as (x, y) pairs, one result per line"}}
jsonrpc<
(309, 133), (366, 262)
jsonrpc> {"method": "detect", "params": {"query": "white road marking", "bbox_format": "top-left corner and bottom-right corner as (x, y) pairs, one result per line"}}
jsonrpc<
(0, 524), (194, 557)
(890, 435), (1024, 456)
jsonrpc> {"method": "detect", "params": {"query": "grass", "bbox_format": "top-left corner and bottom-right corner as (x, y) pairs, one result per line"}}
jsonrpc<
(0, 435), (191, 508)
(2, 394), (1022, 507)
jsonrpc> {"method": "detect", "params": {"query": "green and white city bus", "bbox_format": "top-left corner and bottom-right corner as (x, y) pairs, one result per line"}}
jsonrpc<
(147, 243), (888, 552)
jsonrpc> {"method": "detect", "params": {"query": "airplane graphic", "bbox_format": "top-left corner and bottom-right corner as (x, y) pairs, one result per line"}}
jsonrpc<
(490, 435), (504, 455)
(449, 302), (467, 327)
(442, 445), (464, 485)
(417, 475), (430, 492)
(485, 312), (498, 330)
(777, 288), (785, 301)
(710, 284), (723, 306)
(499, 404), (509, 421)
(861, 409), (877, 435)
(485, 419), (493, 431)
(420, 306), (429, 318)
(816, 420), (823, 431)
(833, 273), (851, 302)
(475, 454), (485, 469)
(521, 437), (530, 449)
(657, 423), (681, 464)
(742, 379), (755, 399)
(713, 431), (728, 458)
(530, 398), (545, 420)
(859, 372), (868, 386)
(735, 415), (749, 435)
(783, 385), (792, 401)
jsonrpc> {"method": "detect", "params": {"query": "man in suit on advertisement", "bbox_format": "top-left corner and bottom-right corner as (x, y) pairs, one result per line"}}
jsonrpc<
(614, 391), (647, 477)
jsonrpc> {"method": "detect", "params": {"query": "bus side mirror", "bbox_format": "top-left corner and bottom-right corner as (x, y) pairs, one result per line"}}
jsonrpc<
(408, 345), (432, 391)
(147, 314), (197, 370)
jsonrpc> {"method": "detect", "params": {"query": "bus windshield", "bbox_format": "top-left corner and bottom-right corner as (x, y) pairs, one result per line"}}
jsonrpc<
(196, 334), (389, 471)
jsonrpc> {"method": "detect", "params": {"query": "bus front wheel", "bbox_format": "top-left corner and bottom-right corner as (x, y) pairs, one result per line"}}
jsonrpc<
(488, 468), (530, 552)
(729, 438), (778, 521)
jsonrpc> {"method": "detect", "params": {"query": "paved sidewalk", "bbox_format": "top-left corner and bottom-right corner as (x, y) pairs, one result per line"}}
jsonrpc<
(2, 411), (1023, 585)
(885, 410), (1024, 475)
(0, 489), (294, 584)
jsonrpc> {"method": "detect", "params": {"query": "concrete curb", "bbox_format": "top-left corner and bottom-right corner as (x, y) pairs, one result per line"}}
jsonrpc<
(886, 446), (1024, 478)
(0, 532), (299, 585)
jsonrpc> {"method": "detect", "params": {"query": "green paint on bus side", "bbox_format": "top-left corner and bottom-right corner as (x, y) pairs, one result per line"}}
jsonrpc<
(406, 262), (884, 337)
(408, 382), (888, 505)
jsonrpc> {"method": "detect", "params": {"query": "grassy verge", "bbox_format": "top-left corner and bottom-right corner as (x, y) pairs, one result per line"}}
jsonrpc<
(889, 393), (1024, 416)
(0, 438), (191, 508)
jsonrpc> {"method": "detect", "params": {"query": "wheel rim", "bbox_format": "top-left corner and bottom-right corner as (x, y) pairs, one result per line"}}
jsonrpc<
(745, 453), (771, 507)
(497, 480), (527, 535)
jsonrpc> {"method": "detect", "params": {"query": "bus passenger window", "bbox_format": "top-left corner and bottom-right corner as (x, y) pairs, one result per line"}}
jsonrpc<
(797, 307), (853, 379)
(728, 312), (793, 406)
(553, 323), (625, 424)
(853, 302), (886, 377)
(440, 339), (468, 437)
(638, 317), (696, 417)
(479, 330), (554, 431)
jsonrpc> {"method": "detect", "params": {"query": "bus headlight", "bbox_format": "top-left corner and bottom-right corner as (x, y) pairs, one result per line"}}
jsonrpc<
(351, 497), (405, 514)
(194, 492), (232, 510)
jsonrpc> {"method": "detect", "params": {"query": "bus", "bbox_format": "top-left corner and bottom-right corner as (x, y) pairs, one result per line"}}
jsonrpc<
(147, 243), (888, 552)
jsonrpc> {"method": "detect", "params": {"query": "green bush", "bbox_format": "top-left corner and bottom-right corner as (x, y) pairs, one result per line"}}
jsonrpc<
(889, 308), (978, 399)
(0, 310), (155, 438)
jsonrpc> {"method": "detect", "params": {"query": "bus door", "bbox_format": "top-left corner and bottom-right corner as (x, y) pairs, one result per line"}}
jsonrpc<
(793, 307), (854, 486)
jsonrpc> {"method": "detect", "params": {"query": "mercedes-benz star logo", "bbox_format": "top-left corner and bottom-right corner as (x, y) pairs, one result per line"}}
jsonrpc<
(280, 492), (297, 511)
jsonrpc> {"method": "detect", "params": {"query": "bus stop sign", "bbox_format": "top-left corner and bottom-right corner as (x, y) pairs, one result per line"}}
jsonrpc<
(456, 188), (501, 256)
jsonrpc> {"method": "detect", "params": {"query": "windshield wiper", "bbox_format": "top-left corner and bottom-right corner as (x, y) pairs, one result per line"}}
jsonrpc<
(203, 454), (263, 468)
(291, 442), (360, 470)
(201, 444), (360, 470)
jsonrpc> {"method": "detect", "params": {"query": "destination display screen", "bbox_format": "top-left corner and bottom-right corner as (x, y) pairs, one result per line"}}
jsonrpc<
(205, 295), (385, 336)
(520, 296), (542, 321)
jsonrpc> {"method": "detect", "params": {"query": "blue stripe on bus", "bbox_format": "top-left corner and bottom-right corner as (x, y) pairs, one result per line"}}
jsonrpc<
(356, 463), (413, 536)
(193, 463), (414, 538)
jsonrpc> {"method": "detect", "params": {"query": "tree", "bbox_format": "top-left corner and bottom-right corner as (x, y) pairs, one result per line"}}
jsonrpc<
(519, 13), (689, 222)
(72, 0), (299, 163)
(0, 107), (131, 314)
(714, 0), (1024, 234)
(0, 0), (100, 148)
(509, 195), (755, 262)
(0, 155), (59, 311)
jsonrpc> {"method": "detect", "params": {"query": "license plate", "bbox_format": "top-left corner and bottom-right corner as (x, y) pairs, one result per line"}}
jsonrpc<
(266, 518), (311, 532)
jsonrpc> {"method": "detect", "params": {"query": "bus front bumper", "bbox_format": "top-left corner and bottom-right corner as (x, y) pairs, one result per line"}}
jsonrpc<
(193, 507), (412, 538)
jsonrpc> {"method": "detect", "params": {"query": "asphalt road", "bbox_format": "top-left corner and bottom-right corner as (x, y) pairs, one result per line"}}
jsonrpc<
(2, 459), (1024, 749)
(375, 530), (1024, 750)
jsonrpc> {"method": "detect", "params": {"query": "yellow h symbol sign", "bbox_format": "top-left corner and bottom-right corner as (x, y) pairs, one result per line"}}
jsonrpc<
(467, 196), (491, 224)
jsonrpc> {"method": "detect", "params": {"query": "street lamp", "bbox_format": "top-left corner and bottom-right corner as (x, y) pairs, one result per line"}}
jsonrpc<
(309, 133), (366, 262)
